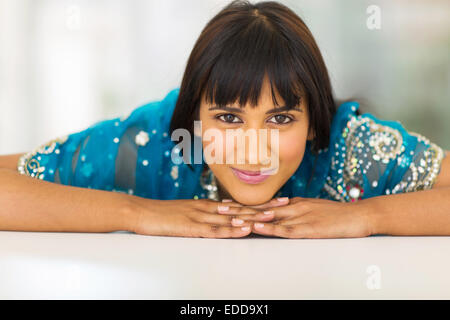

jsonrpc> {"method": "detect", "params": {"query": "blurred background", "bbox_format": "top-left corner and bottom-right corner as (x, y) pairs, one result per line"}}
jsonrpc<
(1, 0), (449, 155)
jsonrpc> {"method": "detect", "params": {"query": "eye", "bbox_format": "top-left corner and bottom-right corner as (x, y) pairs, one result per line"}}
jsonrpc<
(267, 114), (294, 125)
(216, 113), (242, 124)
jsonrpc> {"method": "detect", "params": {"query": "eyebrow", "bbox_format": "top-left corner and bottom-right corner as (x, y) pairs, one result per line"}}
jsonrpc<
(208, 105), (302, 114)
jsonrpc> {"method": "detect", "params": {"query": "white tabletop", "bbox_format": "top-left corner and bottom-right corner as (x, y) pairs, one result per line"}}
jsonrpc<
(1, 231), (449, 299)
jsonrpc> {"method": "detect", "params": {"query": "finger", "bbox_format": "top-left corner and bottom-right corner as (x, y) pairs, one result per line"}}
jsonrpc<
(216, 205), (263, 215)
(219, 200), (243, 208)
(194, 222), (252, 239)
(196, 199), (242, 213)
(221, 199), (242, 206)
(252, 221), (315, 239)
(199, 208), (275, 224)
(273, 215), (311, 225)
(195, 212), (255, 227)
(244, 197), (290, 209)
(267, 202), (313, 221)
(233, 210), (276, 223)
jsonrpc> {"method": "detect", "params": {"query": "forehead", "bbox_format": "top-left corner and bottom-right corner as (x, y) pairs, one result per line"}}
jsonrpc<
(201, 77), (289, 111)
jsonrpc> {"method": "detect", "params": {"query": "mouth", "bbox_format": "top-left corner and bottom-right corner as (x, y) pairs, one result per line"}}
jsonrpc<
(230, 167), (276, 184)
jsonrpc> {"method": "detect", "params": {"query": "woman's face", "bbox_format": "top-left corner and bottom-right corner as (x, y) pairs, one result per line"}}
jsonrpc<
(198, 77), (313, 205)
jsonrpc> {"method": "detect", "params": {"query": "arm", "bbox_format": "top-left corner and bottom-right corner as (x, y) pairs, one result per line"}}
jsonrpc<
(0, 153), (25, 171)
(0, 168), (263, 237)
(363, 150), (450, 236)
(0, 168), (135, 233)
(245, 151), (450, 239)
(244, 111), (450, 238)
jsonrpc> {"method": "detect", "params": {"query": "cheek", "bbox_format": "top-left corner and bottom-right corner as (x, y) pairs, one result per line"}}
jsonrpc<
(200, 125), (308, 167)
(278, 130), (308, 166)
(201, 124), (227, 163)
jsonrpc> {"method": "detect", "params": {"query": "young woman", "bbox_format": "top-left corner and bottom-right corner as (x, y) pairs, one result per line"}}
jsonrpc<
(1, 0), (449, 238)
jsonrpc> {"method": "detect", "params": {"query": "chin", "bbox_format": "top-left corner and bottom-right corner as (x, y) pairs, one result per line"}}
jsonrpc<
(216, 168), (286, 205)
(229, 190), (275, 206)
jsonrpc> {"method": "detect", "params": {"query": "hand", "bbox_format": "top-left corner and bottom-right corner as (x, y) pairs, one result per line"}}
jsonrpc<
(223, 197), (373, 239)
(217, 196), (292, 228)
(128, 197), (278, 238)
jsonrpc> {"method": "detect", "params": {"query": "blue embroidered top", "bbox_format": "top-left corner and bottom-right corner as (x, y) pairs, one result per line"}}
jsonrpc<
(17, 88), (446, 202)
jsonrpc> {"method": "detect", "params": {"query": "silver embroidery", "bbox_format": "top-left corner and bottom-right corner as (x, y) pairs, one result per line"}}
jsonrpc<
(135, 130), (150, 147)
(17, 135), (69, 179)
(322, 115), (445, 202)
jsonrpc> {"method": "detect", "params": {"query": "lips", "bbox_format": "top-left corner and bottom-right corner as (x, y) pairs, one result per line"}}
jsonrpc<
(231, 167), (274, 184)
(233, 169), (262, 176)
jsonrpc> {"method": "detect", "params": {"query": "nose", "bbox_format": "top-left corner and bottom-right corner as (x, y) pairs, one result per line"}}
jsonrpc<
(230, 126), (277, 166)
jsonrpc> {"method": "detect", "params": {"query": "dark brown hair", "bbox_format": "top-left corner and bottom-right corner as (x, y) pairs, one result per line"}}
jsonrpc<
(170, 0), (349, 171)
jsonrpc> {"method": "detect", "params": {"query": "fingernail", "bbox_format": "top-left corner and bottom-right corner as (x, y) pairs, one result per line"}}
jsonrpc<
(217, 205), (229, 212)
(232, 218), (244, 225)
(254, 223), (265, 228)
(241, 226), (250, 231)
(222, 199), (233, 203)
(277, 197), (289, 202)
(263, 210), (274, 215)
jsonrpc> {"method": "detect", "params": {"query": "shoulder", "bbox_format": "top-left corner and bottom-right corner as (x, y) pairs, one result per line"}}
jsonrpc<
(16, 87), (181, 185)
(117, 87), (180, 128)
(322, 102), (445, 201)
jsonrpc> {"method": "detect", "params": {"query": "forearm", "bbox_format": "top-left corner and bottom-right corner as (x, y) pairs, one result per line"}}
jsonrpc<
(0, 168), (136, 233)
(360, 187), (450, 236)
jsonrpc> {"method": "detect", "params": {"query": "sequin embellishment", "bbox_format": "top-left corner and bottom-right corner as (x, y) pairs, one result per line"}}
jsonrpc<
(135, 131), (150, 147)
(170, 165), (179, 180)
(322, 115), (445, 202)
(199, 168), (219, 201)
(17, 135), (69, 179)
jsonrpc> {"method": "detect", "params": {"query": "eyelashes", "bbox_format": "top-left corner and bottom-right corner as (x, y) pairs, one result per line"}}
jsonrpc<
(215, 113), (296, 125)
(216, 113), (241, 124)
(268, 114), (295, 125)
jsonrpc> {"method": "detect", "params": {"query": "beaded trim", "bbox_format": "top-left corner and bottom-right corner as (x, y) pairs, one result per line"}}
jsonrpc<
(400, 132), (444, 192)
(323, 182), (346, 202)
(199, 167), (220, 201)
(323, 115), (445, 202)
(198, 167), (284, 201)
(17, 135), (69, 179)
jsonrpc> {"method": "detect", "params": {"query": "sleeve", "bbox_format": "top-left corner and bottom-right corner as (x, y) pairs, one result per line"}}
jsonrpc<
(322, 112), (446, 202)
(16, 107), (146, 194)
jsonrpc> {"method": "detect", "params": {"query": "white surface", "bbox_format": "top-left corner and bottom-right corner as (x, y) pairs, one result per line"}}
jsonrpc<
(1, 231), (450, 299)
